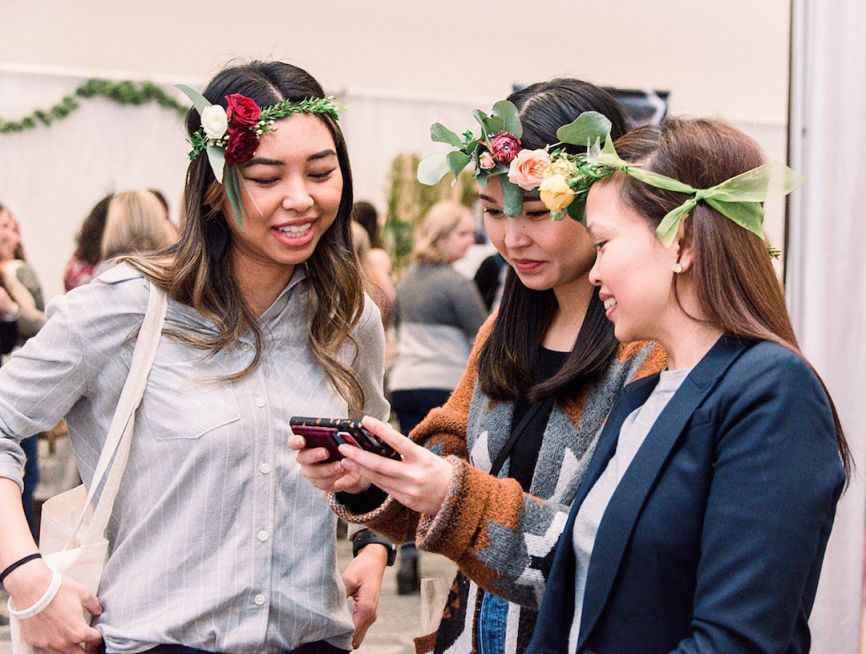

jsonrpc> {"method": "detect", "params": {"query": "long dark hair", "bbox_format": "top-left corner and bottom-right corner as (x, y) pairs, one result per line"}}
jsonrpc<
(478, 79), (628, 402)
(129, 61), (367, 414)
(612, 117), (850, 477)
(74, 194), (113, 265)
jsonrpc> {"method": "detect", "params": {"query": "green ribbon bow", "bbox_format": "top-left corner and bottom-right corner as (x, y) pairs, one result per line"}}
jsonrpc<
(591, 136), (805, 247)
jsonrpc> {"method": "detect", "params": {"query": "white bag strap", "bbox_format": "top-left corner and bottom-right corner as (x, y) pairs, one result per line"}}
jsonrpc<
(65, 282), (167, 546)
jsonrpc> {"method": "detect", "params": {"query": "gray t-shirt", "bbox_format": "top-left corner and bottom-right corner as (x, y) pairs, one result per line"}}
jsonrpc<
(569, 367), (692, 651)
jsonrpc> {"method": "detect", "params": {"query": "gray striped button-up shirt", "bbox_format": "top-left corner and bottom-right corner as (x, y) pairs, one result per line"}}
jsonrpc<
(0, 264), (389, 653)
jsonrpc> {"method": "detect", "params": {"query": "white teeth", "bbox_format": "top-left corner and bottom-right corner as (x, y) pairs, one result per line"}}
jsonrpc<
(604, 297), (618, 310)
(278, 223), (312, 238)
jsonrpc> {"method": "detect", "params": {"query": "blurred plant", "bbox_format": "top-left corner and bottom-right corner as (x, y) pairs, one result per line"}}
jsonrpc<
(384, 153), (478, 275)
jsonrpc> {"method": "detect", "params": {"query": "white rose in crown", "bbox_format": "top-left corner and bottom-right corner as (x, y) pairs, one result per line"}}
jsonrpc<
(201, 105), (229, 140)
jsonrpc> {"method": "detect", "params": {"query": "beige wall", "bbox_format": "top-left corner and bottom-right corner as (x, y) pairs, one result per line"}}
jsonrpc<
(2, 0), (789, 121)
(0, 0), (792, 297)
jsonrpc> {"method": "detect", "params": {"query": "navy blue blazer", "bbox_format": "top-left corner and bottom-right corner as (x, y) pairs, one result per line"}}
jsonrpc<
(527, 335), (845, 654)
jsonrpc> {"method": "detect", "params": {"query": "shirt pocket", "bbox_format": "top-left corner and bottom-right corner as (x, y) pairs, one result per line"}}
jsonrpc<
(138, 343), (241, 441)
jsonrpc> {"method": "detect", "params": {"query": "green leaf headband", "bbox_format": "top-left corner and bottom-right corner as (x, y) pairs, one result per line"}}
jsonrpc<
(176, 84), (342, 227)
(417, 100), (528, 218)
(549, 112), (805, 253)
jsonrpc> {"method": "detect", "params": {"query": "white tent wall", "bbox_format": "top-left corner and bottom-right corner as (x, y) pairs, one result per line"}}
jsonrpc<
(788, 1), (866, 652)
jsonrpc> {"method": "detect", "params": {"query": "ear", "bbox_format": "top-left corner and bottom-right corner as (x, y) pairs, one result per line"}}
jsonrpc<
(673, 215), (695, 272)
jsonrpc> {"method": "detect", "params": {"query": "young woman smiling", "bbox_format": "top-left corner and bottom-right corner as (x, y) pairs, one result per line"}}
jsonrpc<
(527, 118), (849, 654)
(0, 61), (390, 654)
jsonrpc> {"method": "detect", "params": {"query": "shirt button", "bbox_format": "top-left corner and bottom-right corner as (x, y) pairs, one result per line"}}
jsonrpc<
(258, 530), (269, 542)
(255, 396), (266, 408)
(254, 594), (265, 606)
(259, 463), (271, 474)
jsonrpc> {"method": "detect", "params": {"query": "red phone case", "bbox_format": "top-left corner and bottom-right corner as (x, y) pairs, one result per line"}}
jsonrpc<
(290, 416), (401, 461)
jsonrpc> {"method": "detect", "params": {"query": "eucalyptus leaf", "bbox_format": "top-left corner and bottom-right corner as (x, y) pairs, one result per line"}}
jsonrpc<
(417, 152), (450, 185)
(501, 178), (524, 217)
(472, 110), (491, 140)
(566, 196), (586, 224)
(224, 166), (246, 229)
(447, 150), (472, 178)
(556, 111), (611, 147)
(430, 123), (464, 147)
(206, 144), (225, 183)
(492, 100), (522, 138)
(176, 84), (211, 114)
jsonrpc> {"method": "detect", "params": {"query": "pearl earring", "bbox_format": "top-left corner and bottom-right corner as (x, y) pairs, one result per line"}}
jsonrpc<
(672, 262), (684, 274)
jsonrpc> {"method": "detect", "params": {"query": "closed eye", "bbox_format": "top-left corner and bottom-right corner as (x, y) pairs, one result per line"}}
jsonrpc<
(482, 207), (503, 217)
(310, 168), (337, 180)
(248, 177), (279, 186)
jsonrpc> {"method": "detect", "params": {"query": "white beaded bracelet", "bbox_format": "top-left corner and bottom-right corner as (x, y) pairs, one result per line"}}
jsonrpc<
(6, 568), (62, 619)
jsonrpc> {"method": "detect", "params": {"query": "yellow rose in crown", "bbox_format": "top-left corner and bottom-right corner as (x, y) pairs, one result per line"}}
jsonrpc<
(539, 174), (575, 212)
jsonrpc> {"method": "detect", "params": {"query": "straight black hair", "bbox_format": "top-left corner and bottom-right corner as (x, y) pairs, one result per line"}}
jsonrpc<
(478, 79), (628, 402)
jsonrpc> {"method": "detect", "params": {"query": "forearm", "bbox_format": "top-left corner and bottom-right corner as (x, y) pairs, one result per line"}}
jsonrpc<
(417, 458), (568, 608)
(0, 477), (41, 585)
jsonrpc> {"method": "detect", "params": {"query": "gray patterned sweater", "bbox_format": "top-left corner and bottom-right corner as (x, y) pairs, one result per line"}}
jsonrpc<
(332, 315), (665, 653)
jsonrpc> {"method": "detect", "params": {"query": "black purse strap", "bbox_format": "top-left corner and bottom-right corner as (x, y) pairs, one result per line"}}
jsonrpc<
(489, 397), (555, 477)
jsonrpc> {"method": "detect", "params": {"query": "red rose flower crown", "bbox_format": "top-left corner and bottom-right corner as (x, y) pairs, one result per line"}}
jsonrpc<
(176, 84), (341, 226)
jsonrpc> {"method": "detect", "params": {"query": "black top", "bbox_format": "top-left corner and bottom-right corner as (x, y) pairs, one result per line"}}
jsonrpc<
(508, 346), (569, 491)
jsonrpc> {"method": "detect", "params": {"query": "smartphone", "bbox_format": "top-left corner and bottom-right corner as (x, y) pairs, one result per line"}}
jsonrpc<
(289, 416), (401, 462)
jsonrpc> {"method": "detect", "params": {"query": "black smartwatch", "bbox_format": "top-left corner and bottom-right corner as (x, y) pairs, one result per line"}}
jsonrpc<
(351, 530), (397, 567)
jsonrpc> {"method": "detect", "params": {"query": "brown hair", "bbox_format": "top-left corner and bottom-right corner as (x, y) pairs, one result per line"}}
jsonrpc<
(612, 117), (851, 477)
(126, 61), (368, 415)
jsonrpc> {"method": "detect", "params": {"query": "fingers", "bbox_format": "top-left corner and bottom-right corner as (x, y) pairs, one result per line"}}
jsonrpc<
(286, 434), (306, 451)
(80, 591), (102, 617)
(361, 416), (413, 455)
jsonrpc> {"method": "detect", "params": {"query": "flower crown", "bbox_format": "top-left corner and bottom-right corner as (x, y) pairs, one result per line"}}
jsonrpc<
(418, 103), (802, 255)
(177, 84), (341, 226)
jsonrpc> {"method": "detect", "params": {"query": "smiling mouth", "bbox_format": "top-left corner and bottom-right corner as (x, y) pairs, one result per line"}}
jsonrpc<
(603, 297), (618, 311)
(275, 223), (313, 238)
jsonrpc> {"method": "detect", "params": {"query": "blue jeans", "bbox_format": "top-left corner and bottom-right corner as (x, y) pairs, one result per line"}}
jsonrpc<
(477, 591), (510, 654)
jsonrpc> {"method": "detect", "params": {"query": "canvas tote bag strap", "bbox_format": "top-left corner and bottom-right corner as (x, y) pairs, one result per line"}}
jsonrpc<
(67, 282), (167, 545)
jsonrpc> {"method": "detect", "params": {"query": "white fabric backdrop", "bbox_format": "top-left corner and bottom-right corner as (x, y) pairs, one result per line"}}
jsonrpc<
(788, 1), (866, 652)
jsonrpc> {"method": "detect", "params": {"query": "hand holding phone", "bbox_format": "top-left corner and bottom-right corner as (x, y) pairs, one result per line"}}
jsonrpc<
(289, 416), (401, 463)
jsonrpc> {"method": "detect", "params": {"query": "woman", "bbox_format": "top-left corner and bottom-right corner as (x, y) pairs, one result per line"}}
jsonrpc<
(95, 189), (178, 274)
(290, 80), (665, 653)
(0, 61), (390, 654)
(527, 118), (849, 653)
(386, 200), (486, 594)
(64, 194), (112, 291)
(352, 200), (396, 329)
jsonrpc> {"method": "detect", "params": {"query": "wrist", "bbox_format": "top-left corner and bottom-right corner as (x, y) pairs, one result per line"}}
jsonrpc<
(351, 530), (397, 566)
(4, 559), (53, 603)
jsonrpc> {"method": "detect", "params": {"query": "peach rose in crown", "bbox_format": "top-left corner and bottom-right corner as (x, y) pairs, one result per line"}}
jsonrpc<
(508, 149), (550, 191)
(479, 151), (496, 170)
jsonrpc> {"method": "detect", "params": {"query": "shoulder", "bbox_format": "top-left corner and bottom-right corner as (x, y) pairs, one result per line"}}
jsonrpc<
(365, 248), (392, 272)
(617, 339), (667, 382)
(54, 263), (149, 322)
(724, 339), (821, 395)
(354, 293), (385, 338)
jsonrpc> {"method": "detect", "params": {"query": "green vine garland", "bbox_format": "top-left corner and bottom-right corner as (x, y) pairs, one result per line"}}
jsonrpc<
(0, 78), (187, 134)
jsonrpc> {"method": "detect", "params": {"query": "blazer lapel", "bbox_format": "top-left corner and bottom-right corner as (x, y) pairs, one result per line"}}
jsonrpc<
(577, 335), (748, 651)
(528, 377), (659, 653)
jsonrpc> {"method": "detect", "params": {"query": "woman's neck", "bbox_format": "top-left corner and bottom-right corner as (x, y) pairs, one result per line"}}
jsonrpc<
(543, 276), (594, 351)
(657, 315), (724, 371)
(232, 257), (295, 318)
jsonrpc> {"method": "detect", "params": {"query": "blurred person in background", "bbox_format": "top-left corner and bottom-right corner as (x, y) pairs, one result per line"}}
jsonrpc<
(64, 193), (113, 291)
(387, 200), (487, 594)
(352, 201), (396, 330)
(94, 189), (178, 275)
(0, 203), (46, 538)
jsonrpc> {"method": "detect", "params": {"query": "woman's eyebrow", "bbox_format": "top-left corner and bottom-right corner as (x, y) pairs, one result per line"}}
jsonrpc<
(243, 156), (284, 167)
(308, 149), (337, 162)
(478, 193), (497, 203)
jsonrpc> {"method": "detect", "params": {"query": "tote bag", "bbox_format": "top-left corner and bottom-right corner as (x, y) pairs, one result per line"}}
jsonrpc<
(10, 284), (167, 654)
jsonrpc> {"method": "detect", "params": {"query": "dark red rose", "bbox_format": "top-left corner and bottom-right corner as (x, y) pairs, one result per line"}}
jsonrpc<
(489, 131), (521, 164)
(224, 128), (259, 164)
(225, 93), (262, 128)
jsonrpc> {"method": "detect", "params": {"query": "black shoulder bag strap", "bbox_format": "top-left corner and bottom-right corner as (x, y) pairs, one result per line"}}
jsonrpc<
(489, 397), (555, 477)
